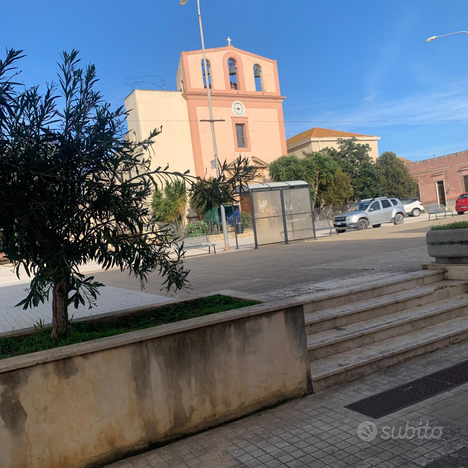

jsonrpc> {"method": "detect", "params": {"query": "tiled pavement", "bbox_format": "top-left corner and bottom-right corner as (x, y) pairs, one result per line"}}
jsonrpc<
(106, 339), (468, 468)
(0, 284), (175, 334)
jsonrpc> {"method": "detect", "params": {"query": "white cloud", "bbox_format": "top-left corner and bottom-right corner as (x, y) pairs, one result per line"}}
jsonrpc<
(305, 76), (468, 127)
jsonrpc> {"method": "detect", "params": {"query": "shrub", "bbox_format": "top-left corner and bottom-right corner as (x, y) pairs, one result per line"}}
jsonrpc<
(152, 181), (187, 224)
(184, 221), (209, 237)
(240, 211), (252, 228)
(431, 222), (468, 231)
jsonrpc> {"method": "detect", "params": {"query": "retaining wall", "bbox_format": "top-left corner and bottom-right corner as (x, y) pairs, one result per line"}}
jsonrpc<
(0, 301), (311, 468)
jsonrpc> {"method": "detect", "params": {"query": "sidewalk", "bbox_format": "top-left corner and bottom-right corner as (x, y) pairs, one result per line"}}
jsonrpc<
(0, 283), (175, 335)
(106, 339), (468, 468)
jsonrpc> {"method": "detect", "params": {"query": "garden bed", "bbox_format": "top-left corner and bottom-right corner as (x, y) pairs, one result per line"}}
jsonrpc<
(431, 221), (468, 231)
(0, 295), (259, 360)
(427, 222), (468, 265)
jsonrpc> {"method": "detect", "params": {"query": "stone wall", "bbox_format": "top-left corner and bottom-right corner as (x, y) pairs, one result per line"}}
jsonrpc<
(0, 302), (311, 468)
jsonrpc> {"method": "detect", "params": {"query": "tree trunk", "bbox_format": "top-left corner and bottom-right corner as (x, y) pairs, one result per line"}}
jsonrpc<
(51, 280), (69, 340)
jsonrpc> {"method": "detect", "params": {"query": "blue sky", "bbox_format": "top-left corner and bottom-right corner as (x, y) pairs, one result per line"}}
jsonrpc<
(3, 0), (468, 161)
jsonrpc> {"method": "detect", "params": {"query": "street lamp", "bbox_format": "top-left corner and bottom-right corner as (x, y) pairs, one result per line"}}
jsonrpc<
(180, 0), (230, 251)
(426, 31), (468, 43)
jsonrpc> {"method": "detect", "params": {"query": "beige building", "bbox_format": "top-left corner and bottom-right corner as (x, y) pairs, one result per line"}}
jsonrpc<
(125, 44), (287, 183)
(287, 127), (380, 160)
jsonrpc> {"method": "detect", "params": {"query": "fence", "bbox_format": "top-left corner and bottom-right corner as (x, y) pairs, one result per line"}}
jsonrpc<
(313, 203), (354, 221)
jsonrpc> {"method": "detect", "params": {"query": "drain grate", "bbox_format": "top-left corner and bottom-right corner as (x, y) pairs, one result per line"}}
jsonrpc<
(345, 359), (468, 419)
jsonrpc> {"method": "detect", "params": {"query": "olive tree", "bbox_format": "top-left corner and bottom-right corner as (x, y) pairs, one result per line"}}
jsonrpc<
(0, 49), (256, 339)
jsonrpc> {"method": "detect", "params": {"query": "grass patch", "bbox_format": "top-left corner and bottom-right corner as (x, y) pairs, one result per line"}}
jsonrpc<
(0, 295), (260, 360)
(431, 222), (468, 231)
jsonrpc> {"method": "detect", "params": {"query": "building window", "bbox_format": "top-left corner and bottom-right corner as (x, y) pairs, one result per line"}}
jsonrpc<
(201, 59), (212, 89)
(436, 180), (447, 206)
(464, 175), (468, 192)
(228, 59), (238, 90)
(254, 64), (262, 92)
(236, 124), (246, 148)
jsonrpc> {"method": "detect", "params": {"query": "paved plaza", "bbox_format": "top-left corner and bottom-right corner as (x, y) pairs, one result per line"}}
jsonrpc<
(91, 216), (438, 301)
(0, 215), (437, 335)
(0, 215), (452, 335)
(107, 339), (468, 468)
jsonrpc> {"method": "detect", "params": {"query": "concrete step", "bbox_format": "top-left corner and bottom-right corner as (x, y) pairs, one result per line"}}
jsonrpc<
(310, 315), (468, 392)
(302, 270), (444, 314)
(305, 280), (468, 334)
(308, 292), (468, 360)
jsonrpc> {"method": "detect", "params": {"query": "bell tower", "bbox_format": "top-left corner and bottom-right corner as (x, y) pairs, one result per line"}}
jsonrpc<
(176, 44), (287, 179)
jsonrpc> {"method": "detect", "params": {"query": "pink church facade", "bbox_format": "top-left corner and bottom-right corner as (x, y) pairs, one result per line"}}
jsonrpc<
(125, 45), (287, 182)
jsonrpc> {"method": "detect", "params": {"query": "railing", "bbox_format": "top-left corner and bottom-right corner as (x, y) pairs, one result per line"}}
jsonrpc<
(313, 203), (355, 221)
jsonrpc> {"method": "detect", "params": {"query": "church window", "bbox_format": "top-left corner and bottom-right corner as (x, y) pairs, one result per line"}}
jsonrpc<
(236, 124), (246, 148)
(254, 64), (262, 92)
(201, 59), (212, 89)
(228, 59), (238, 90)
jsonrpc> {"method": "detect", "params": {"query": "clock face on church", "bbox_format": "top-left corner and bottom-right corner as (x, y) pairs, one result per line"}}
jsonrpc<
(232, 101), (245, 116)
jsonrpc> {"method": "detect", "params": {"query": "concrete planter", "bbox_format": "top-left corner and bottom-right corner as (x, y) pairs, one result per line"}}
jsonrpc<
(427, 228), (468, 264)
(0, 300), (312, 468)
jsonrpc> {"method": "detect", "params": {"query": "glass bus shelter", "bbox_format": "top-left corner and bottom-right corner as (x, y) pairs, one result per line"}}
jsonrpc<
(248, 181), (316, 248)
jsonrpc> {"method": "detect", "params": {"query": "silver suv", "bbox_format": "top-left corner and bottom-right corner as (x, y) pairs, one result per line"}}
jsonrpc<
(333, 197), (405, 233)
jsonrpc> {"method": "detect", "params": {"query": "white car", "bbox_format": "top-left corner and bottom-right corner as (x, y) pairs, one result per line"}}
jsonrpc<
(401, 198), (425, 217)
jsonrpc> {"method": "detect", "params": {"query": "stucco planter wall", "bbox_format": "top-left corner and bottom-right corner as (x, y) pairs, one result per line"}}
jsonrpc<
(427, 228), (468, 264)
(0, 301), (312, 468)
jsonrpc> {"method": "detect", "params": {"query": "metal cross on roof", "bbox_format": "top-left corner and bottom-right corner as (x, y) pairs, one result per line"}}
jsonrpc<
(227, 37), (232, 46)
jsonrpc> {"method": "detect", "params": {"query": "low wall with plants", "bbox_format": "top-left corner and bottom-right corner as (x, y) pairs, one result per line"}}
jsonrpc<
(427, 222), (468, 264)
(0, 302), (311, 468)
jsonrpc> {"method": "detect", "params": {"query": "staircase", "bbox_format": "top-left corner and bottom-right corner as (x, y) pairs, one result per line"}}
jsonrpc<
(304, 270), (468, 392)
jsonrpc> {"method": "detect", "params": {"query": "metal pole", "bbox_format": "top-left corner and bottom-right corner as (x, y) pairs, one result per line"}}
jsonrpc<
(309, 186), (317, 240)
(197, 0), (230, 251)
(250, 190), (259, 249)
(280, 190), (289, 245)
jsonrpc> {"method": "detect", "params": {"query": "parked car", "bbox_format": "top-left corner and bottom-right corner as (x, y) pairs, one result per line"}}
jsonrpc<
(333, 197), (405, 233)
(401, 198), (425, 217)
(456, 193), (468, 215)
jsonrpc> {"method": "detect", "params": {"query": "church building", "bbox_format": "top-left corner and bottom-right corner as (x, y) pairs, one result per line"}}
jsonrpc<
(125, 42), (287, 183)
